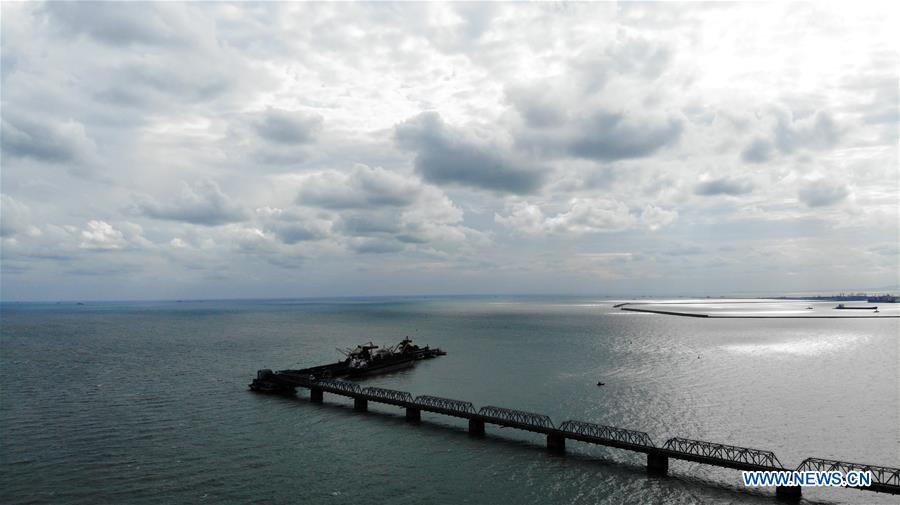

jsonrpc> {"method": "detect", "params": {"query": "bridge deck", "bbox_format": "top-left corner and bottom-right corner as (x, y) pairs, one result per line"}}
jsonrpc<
(271, 379), (900, 496)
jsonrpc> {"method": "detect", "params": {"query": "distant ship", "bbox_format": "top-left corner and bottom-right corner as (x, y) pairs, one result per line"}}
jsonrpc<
(835, 304), (877, 310)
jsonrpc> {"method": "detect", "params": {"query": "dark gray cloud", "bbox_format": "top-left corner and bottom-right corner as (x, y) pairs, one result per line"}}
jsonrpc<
(339, 214), (403, 236)
(605, 36), (672, 80)
(297, 165), (420, 209)
(43, 2), (192, 47)
(741, 138), (773, 163)
(571, 34), (672, 90)
(663, 244), (704, 256)
(863, 109), (900, 125)
(104, 61), (233, 106)
(395, 112), (545, 194)
(568, 112), (683, 161)
(136, 180), (247, 226)
(287, 165), (477, 255)
(255, 208), (330, 245)
(505, 38), (682, 164)
(774, 111), (839, 153)
(741, 110), (841, 163)
(869, 243), (899, 257)
(254, 108), (323, 145)
(64, 262), (144, 277)
(351, 238), (406, 254)
(270, 224), (324, 244)
(1, 263), (28, 275)
(797, 179), (849, 207)
(1, 115), (95, 164)
(505, 85), (567, 128)
(252, 148), (310, 166)
(396, 233), (429, 244)
(32, 3), (267, 120)
(695, 177), (754, 196)
(853, 74), (900, 127)
(502, 33), (678, 164)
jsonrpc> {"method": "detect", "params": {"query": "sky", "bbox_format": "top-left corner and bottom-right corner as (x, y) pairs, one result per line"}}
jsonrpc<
(1, 2), (898, 301)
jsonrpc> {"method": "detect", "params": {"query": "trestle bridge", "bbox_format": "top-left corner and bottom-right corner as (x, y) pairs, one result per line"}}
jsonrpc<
(258, 374), (900, 501)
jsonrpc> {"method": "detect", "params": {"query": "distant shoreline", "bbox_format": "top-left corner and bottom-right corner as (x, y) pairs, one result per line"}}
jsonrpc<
(618, 304), (898, 319)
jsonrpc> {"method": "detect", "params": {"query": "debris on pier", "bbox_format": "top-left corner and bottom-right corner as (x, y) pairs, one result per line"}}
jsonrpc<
(249, 337), (445, 394)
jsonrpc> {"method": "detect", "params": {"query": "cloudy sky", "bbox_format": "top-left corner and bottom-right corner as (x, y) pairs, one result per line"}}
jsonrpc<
(1, 2), (897, 301)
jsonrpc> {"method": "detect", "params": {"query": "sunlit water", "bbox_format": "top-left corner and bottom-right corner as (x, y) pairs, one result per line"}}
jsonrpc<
(1, 297), (897, 504)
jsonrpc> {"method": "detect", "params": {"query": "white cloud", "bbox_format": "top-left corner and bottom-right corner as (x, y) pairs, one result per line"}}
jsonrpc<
(641, 205), (678, 231)
(496, 198), (677, 235)
(1, 194), (40, 238)
(0, 2), (896, 300)
(79, 220), (127, 250)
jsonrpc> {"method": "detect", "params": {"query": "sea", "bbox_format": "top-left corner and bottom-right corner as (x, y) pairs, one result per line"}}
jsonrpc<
(1, 297), (897, 504)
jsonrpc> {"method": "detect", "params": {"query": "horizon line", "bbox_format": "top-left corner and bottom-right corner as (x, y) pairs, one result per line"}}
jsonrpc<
(2, 290), (896, 305)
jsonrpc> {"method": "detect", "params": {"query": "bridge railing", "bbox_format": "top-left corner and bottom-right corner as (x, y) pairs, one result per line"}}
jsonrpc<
(797, 458), (900, 487)
(362, 386), (414, 403)
(414, 395), (477, 414)
(314, 378), (361, 395)
(663, 437), (783, 468)
(559, 420), (655, 447)
(478, 406), (554, 429)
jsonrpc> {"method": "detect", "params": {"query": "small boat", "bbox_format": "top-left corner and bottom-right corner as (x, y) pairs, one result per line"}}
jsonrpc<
(596, 381), (605, 386)
(835, 304), (877, 310)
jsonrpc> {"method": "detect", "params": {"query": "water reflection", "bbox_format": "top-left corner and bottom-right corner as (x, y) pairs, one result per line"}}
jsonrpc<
(721, 334), (868, 356)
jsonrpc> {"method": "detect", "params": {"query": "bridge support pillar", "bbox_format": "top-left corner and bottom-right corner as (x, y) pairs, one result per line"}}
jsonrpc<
(547, 434), (566, 453)
(405, 407), (421, 422)
(468, 419), (485, 436)
(775, 485), (801, 502)
(646, 452), (668, 476)
(310, 388), (323, 403)
(354, 397), (368, 412)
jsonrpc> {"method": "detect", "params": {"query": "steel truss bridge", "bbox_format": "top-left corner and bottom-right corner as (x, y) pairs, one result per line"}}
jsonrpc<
(260, 377), (899, 501)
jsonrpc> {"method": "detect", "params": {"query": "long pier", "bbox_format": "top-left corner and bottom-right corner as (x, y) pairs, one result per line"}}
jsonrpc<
(256, 374), (900, 501)
(613, 302), (899, 318)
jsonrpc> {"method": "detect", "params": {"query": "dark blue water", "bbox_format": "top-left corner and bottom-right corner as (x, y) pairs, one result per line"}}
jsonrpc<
(1, 297), (897, 504)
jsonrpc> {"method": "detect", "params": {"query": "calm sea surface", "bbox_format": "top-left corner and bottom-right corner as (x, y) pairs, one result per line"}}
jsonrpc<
(1, 297), (898, 504)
